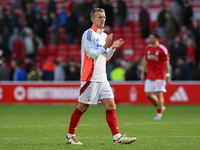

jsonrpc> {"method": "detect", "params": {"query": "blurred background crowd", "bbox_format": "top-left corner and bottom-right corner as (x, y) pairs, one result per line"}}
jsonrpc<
(0, 0), (200, 82)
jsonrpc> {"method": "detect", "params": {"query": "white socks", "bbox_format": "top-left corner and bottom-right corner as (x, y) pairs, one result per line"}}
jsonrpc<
(67, 133), (75, 138)
(113, 133), (122, 141)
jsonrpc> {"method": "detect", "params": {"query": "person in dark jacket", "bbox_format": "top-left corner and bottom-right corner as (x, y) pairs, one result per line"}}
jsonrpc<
(116, 0), (127, 28)
(139, 2), (150, 39)
(183, 1), (193, 28)
(65, 11), (77, 45)
(157, 3), (167, 38)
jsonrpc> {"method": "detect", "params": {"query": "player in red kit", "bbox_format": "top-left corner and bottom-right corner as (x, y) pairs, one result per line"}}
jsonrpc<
(140, 32), (171, 120)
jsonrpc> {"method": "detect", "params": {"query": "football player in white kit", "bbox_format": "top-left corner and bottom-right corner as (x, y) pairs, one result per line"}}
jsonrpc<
(66, 8), (136, 145)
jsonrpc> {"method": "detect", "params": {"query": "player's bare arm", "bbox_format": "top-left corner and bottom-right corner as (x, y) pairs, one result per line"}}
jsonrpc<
(111, 38), (124, 49)
(165, 61), (171, 85)
(140, 60), (148, 82)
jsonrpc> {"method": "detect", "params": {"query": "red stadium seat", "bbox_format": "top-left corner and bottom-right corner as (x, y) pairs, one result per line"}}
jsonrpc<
(123, 26), (133, 33)
(37, 45), (47, 56)
(123, 32), (134, 38)
(59, 33), (66, 44)
(58, 44), (68, 51)
(47, 45), (58, 56)
(133, 39), (145, 45)
(46, 56), (57, 62)
(112, 27), (122, 33)
(68, 44), (79, 51)
(133, 44), (146, 51)
(122, 43), (133, 50)
(57, 55), (68, 62)
(58, 50), (69, 57)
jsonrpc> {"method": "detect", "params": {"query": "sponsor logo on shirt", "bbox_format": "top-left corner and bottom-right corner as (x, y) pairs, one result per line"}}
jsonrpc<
(147, 55), (158, 60)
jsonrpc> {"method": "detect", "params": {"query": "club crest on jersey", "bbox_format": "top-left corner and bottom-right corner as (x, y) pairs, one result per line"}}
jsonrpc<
(155, 51), (159, 55)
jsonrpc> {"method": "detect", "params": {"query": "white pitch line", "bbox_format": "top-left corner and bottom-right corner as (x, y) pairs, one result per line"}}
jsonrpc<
(0, 136), (199, 140)
(0, 121), (200, 128)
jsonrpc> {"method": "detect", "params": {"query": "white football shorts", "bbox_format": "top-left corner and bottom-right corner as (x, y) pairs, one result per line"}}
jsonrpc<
(78, 80), (114, 104)
(145, 79), (166, 92)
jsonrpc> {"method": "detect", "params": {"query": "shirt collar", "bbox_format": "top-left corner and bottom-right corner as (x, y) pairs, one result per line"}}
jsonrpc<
(91, 24), (104, 34)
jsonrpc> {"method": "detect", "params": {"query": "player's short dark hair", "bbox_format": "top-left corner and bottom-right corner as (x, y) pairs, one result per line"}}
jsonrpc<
(150, 32), (160, 39)
(90, 8), (105, 18)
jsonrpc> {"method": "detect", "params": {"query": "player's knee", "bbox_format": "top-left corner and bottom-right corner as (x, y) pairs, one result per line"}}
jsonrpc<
(157, 92), (163, 98)
(145, 93), (151, 98)
(105, 103), (116, 110)
(77, 103), (89, 113)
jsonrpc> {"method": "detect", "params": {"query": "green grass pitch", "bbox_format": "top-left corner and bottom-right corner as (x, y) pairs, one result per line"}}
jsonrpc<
(0, 104), (200, 150)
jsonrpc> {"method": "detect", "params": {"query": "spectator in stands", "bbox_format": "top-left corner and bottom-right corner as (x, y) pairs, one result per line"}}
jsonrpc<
(27, 65), (42, 81)
(0, 58), (11, 81)
(78, 15), (89, 44)
(106, 58), (115, 81)
(0, 34), (9, 58)
(11, 58), (27, 81)
(17, 0), (27, 12)
(42, 60), (54, 81)
(54, 60), (66, 81)
(59, 6), (67, 28)
(125, 61), (138, 80)
(23, 27), (36, 61)
(192, 20), (200, 63)
(34, 12), (47, 44)
(164, 11), (176, 45)
(24, 57), (34, 74)
(32, 1), (41, 13)
(26, 58), (42, 81)
(18, 9), (26, 30)
(174, 57), (191, 80)
(8, 8), (19, 34)
(65, 11), (77, 45)
(139, 2), (150, 39)
(92, 0), (104, 9)
(65, 58), (80, 81)
(0, 8), (10, 53)
(103, 0), (114, 29)
(49, 12), (58, 45)
(181, 29), (194, 46)
(157, 3), (167, 38)
(186, 38), (196, 63)
(168, 0), (183, 31)
(116, 0), (127, 28)
(25, 2), (36, 29)
(189, 62), (200, 80)
(47, 0), (57, 19)
(11, 31), (24, 61)
(110, 59), (125, 81)
(183, 0), (193, 28)
(169, 36), (187, 72)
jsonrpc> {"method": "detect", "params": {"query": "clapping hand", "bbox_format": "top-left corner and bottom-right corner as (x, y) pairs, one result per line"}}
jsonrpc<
(111, 38), (124, 49)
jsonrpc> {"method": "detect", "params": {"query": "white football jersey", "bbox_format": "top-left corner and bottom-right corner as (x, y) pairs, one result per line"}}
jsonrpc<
(80, 25), (115, 82)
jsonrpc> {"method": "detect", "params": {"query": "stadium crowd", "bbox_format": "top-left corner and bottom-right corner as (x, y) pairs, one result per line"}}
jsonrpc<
(0, 0), (200, 81)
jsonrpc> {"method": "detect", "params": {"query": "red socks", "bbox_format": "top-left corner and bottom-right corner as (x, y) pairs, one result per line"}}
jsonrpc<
(68, 108), (120, 136)
(106, 109), (120, 136)
(68, 108), (83, 134)
(157, 107), (163, 114)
